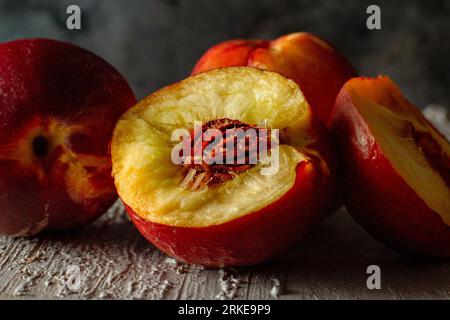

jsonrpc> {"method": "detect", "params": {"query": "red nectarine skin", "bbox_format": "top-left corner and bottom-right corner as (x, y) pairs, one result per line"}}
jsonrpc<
(193, 39), (269, 71)
(0, 39), (136, 236)
(192, 33), (356, 125)
(331, 77), (450, 258)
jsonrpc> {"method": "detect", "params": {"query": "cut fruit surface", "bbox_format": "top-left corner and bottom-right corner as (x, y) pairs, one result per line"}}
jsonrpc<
(331, 76), (450, 258)
(347, 79), (450, 226)
(112, 67), (336, 266)
(113, 68), (315, 227)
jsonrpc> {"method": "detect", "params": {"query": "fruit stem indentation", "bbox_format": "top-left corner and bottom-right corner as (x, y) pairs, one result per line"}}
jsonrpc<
(32, 136), (49, 158)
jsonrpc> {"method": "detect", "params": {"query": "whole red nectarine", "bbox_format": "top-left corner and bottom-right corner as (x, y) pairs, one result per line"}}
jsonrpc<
(192, 32), (357, 126)
(0, 39), (136, 236)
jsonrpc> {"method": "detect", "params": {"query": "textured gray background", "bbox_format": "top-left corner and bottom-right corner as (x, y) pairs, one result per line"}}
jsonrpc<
(0, 0), (449, 108)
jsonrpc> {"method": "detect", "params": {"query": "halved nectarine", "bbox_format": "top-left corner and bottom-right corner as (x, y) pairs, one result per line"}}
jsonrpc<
(331, 76), (450, 258)
(112, 67), (336, 267)
(192, 32), (357, 125)
(0, 39), (136, 236)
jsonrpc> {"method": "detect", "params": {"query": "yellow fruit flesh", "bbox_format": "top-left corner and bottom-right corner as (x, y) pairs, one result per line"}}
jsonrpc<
(112, 68), (311, 227)
(350, 90), (450, 226)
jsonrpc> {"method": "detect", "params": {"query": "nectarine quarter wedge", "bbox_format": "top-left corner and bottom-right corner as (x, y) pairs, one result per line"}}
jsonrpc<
(0, 39), (136, 236)
(192, 32), (357, 126)
(331, 76), (450, 258)
(112, 67), (336, 267)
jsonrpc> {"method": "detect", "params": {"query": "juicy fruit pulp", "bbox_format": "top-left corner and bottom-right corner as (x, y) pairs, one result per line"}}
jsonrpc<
(412, 129), (450, 188)
(347, 81), (450, 225)
(112, 67), (327, 228)
(331, 76), (450, 258)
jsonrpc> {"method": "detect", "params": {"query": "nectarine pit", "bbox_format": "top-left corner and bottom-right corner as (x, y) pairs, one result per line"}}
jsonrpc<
(181, 118), (272, 190)
(412, 127), (450, 187)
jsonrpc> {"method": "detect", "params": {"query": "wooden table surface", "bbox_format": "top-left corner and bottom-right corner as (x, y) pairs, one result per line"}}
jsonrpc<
(0, 202), (449, 300)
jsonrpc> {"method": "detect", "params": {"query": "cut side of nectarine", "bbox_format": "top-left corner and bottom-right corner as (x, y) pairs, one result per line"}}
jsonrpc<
(351, 91), (450, 224)
(331, 76), (450, 258)
(112, 67), (336, 267)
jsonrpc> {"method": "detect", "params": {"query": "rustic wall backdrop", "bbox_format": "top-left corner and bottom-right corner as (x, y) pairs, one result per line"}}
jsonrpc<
(0, 0), (449, 107)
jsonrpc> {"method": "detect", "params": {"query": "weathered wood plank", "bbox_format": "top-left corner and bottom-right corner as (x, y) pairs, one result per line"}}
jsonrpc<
(0, 202), (449, 300)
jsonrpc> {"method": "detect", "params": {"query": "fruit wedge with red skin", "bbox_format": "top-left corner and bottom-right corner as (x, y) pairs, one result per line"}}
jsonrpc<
(330, 76), (450, 258)
(112, 67), (336, 267)
(0, 39), (136, 236)
(192, 32), (356, 126)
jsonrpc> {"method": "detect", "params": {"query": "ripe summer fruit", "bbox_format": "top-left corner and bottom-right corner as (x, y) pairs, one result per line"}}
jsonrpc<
(192, 32), (356, 126)
(112, 67), (336, 267)
(331, 76), (450, 258)
(0, 39), (136, 236)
